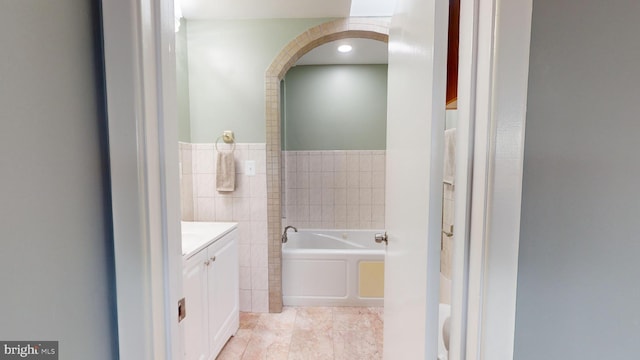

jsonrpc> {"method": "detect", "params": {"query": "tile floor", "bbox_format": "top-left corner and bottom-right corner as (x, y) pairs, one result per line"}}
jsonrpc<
(216, 307), (384, 360)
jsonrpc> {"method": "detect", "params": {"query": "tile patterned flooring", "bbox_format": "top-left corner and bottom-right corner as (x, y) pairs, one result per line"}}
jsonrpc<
(216, 307), (384, 360)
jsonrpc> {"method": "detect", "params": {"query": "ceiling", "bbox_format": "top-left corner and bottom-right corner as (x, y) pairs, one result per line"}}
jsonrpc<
(178, 0), (394, 64)
(295, 38), (388, 66)
(179, 0), (396, 20)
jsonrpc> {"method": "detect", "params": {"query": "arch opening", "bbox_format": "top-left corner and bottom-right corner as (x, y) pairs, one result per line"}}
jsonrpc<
(264, 18), (390, 312)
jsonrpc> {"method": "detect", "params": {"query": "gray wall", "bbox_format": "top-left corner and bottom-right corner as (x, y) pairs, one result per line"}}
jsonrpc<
(283, 64), (388, 150)
(186, 18), (333, 143)
(176, 18), (192, 142)
(0, 1), (117, 358)
(515, 1), (640, 359)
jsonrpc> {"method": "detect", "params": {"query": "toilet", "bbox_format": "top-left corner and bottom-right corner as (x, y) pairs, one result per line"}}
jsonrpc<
(438, 303), (451, 360)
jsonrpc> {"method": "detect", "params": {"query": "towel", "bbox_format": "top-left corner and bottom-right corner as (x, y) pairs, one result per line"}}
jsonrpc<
(216, 151), (235, 192)
(443, 128), (456, 186)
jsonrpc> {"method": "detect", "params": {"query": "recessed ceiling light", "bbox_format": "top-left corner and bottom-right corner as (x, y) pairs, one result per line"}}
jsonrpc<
(338, 45), (353, 53)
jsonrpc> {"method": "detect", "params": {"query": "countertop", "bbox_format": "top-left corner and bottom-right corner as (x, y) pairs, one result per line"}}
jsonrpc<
(181, 221), (237, 258)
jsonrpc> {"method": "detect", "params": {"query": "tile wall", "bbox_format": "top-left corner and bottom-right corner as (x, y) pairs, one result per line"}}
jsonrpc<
(179, 145), (388, 312)
(179, 142), (269, 313)
(282, 150), (386, 230)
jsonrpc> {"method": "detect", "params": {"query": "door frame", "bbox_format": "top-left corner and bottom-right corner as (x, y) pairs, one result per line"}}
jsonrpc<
(99, 0), (533, 359)
(460, 0), (533, 359)
(101, 0), (182, 359)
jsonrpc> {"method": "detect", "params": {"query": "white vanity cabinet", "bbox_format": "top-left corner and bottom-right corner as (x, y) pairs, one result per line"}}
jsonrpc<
(206, 230), (239, 357)
(182, 224), (239, 360)
(183, 249), (209, 360)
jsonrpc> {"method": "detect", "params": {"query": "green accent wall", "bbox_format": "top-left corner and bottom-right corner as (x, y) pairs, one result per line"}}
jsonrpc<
(176, 18), (191, 142)
(186, 18), (334, 143)
(283, 65), (388, 151)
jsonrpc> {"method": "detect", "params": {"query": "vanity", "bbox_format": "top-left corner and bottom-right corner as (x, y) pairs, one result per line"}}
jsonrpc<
(182, 221), (239, 360)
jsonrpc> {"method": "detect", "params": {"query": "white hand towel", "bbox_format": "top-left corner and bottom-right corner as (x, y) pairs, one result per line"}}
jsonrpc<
(216, 151), (235, 192)
(443, 128), (456, 186)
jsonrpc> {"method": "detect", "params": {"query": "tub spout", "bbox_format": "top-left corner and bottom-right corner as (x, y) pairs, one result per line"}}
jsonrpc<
(282, 225), (298, 243)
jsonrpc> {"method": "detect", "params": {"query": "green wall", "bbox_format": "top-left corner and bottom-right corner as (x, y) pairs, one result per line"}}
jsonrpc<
(186, 18), (333, 143)
(176, 18), (191, 142)
(283, 65), (388, 150)
(445, 110), (458, 130)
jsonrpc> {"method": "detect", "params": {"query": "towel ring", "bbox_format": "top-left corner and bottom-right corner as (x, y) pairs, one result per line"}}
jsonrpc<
(215, 135), (236, 153)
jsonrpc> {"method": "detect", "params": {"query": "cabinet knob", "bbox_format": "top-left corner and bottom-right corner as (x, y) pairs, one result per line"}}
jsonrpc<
(210, 256), (216, 262)
(204, 260), (210, 266)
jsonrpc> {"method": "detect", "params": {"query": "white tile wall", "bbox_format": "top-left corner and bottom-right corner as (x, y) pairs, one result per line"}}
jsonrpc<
(282, 150), (386, 229)
(180, 146), (386, 311)
(179, 142), (269, 313)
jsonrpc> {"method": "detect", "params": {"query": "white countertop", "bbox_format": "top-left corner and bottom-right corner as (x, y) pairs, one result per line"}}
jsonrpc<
(181, 221), (237, 258)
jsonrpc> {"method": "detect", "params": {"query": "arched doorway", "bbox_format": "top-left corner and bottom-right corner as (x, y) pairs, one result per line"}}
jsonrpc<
(264, 18), (390, 312)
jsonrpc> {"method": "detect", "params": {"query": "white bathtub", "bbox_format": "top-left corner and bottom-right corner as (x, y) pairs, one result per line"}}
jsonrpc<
(282, 229), (386, 307)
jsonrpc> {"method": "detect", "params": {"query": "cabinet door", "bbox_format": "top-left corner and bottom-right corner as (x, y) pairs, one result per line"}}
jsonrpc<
(183, 250), (209, 360)
(207, 231), (239, 357)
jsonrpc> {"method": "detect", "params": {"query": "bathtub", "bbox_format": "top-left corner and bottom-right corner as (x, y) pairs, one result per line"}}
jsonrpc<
(282, 229), (386, 307)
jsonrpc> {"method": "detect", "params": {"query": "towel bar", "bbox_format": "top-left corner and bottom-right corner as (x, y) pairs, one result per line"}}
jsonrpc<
(215, 130), (236, 152)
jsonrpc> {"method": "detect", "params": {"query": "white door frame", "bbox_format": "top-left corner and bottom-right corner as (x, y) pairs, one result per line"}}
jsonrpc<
(447, 0), (479, 357)
(101, 0), (182, 359)
(99, 0), (533, 359)
(461, 0), (533, 359)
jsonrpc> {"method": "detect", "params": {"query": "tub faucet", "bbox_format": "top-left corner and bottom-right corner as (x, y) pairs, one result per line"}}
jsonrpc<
(282, 225), (298, 243)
